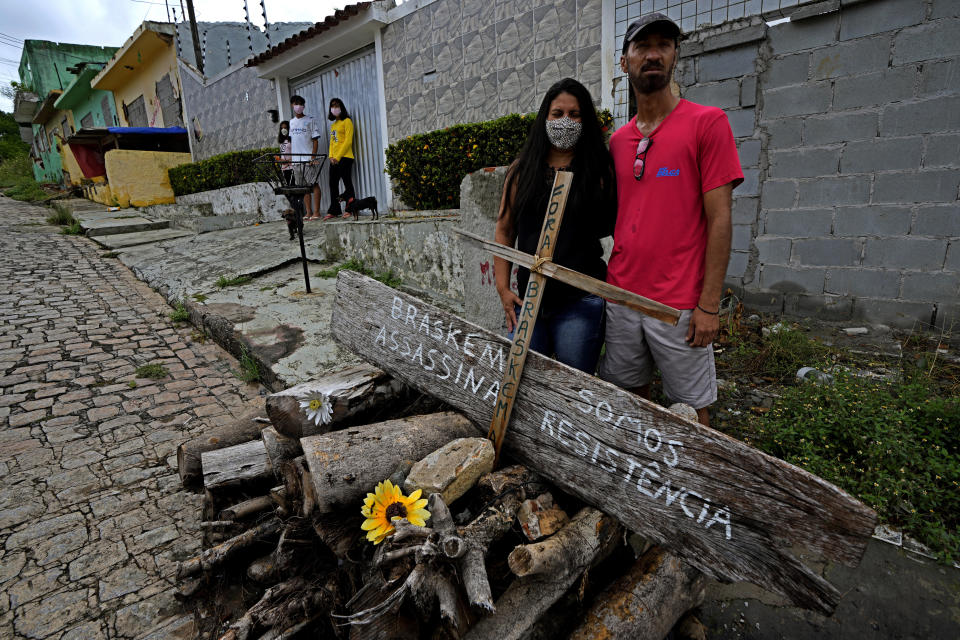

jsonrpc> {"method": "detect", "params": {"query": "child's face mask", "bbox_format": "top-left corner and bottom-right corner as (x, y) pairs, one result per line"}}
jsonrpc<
(281, 128), (288, 135)
(330, 107), (342, 117)
(292, 105), (305, 115)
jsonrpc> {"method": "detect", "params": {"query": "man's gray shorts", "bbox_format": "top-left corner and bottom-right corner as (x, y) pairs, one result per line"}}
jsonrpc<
(598, 303), (717, 409)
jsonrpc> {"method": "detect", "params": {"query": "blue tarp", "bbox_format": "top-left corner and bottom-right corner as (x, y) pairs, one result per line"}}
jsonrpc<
(106, 127), (188, 135)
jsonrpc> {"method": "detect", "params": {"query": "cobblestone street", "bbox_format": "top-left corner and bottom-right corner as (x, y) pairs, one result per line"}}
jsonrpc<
(0, 196), (264, 639)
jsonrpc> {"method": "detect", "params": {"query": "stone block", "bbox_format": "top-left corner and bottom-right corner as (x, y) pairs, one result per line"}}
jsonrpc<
(863, 237), (948, 270)
(759, 265), (826, 293)
(755, 235), (792, 264)
(932, 0), (960, 19)
(740, 168), (760, 196)
(803, 111), (878, 145)
(892, 18), (960, 64)
(793, 237), (861, 266)
(732, 196), (760, 224)
(825, 268), (900, 298)
(732, 224), (753, 251)
(768, 10), (838, 54)
(726, 108), (756, 138)
(741, 288), (785, 313)
(797, 175), (871, 207)
(764, 209), (833, 236)
(727, 251), (750, 278)
(924, 135), (960, 168)
(839, 0), (926, 41)
(947, 243), (960, 271)
(881, 95), (960, 136)
(901, 272), (960, 301)
(764, 117), (803, 148)
(919, 58), (960, 96)
(698, 45), (759, 83)
(810, 36), (890, 79)
(873, 170), (960, 204)
(764, 52), (810, 89)
(913, 204), (960, 237)
(764, 82), (832, 118)
(738, 139), (762, 167)
(403, 437), (495, 505)
(768, 147), (842, 178)
(761, 179), (797, 209)
(841, 137), (923, 174)
(833, 67), (918, 110)
(851, 298), (934, 329)
(740, 75), (757, 107)
(835, 205), (913, 236)
(686, 79), (741, 108)
(785, 293), (854, 321)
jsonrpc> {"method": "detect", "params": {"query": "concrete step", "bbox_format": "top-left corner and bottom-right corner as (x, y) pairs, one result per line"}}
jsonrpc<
(92, 228), (194, 249)
(81, 216), (170, 237)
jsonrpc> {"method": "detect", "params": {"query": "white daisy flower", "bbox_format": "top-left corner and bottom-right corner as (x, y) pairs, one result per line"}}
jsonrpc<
(298, 392), (333, 426)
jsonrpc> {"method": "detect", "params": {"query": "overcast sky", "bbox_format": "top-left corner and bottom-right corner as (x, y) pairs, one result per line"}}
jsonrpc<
(0, 0), (350, 111)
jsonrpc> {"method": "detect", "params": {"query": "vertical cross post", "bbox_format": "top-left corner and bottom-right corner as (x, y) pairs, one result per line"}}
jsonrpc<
(487, 170), (573, 462)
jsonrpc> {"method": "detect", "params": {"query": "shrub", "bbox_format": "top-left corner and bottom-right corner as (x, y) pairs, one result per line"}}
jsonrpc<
(0, 153), (33, 188)
(168, 147), (279, 196)
(5, 175), (48, 202)
(385, 110), (613, 210)
(169, 301), (189, 323)
(47, 203), (76, 226)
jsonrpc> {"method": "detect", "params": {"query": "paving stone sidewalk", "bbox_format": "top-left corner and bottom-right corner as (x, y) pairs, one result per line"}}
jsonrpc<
(0, 196), (264, 639)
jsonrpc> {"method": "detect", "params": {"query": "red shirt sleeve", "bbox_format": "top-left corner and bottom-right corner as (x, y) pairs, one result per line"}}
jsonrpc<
(698, 110), (744, 193)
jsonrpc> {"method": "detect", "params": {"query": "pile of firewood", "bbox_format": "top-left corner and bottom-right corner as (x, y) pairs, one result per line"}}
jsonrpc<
(174, 364), (706, 640)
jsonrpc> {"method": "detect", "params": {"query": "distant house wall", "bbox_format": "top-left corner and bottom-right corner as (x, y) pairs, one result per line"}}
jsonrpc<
(111, 45), (181, 128)
(102, 149), (192, 207)
(72, 88), (119, 128)
(380, 0), (605, 142)
(179, 61), (278, 161)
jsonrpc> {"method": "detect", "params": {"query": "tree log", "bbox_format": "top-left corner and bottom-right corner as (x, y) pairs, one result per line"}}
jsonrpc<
(331, 271), (878, 613)
(202, 440), (270, 491)
(301, 412), (477, 514)
(178, 407), (266, 486)
(220, 495), (274, 521)
(266, 363), (405, 438)
(313, 512), (364, 558)
(261, 427), (303, 476)
(178, 518), (281, 580)
(568, 546), (706, 640)
(508, 508), (621, 578)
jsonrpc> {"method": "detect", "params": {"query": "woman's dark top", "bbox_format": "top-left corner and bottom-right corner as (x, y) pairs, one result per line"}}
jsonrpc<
(514, 167), (617, 311)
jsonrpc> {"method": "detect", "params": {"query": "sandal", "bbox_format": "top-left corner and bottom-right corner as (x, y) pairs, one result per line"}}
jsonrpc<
(322, 214), (336, 221)
(342, 212), (353, 219)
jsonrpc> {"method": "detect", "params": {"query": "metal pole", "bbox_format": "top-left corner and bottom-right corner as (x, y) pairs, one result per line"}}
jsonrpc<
(294, 195), (312, 293)
(165, 0), (171, 22)
(185, 0), (204, 75)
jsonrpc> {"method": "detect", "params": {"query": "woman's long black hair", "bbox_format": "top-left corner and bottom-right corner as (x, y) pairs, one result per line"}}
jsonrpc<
(277, 120), (290, 144)
(502, 78), (616, 231)
(328, 98), (350, 121)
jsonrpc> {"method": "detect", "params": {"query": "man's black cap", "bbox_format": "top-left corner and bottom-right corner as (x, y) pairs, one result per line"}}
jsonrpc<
(622, 13), (682, 52)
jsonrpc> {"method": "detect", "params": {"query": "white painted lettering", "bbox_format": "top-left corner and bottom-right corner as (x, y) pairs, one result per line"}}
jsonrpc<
(540, 410), (556, 437)
(463, 333), (477, 358)
(644, 428), (662, 453)
(576, 389), (594, 414)
(573, 430), (591, 457)
(404, 303), (417, 326)
(600, 447), (621, 474)
(463, 367), (484, 395)
(664, 440), (682, 467)
(375, 326), (387, 347)
(680, 490), (704, 520)
(595, 400), (613, 423)
(391, 296), (403, 319)
(411, 343), (426, 368)
(704, 508), (732, 540)
(400, 336), (412, 357)
(417, 313), (431, 336)
(483, 380), (499, 404)
(389, 331), (399, 351)
(426, 349), (438, 371)
(556, 419), (572, 447)
(438, 354), (452, 380)
(480, 343), (505, 372)
(445, 324), (461, 351)
(637, 462), (660, 497)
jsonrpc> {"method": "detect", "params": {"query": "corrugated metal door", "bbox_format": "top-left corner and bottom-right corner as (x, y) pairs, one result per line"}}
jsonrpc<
(289, 46), (386, 214)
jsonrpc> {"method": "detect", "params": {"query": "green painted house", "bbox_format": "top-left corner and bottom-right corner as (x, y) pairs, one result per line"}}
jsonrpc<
(55, 62), (119, 129)
(15, 40), (118, 184)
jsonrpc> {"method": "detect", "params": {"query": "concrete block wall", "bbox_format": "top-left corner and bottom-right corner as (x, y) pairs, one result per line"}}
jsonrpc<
(674, 0), (959, 328)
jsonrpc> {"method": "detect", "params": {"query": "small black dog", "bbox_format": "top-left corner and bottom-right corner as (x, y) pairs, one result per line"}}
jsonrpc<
(281, 208), (300, 240)
(340, 195), (379, 220)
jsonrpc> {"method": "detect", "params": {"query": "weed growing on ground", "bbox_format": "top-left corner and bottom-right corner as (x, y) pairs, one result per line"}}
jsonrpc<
(135, 364), (168, 379)
(316, 258), (402, 288)
(101, 251), (120, 259)
(236, 346), (261, 383)
(128, 380), (137, 388)
(6, 177), (48, 202)
(190, 330), (207, 344)
(725, 324), (836, 382)
(61, 220), (84, 235)
(215, 274), (253, 289)
(46, 203), (75, 226)
(191, 293), (208, 303)
(169, 301), (189, 323)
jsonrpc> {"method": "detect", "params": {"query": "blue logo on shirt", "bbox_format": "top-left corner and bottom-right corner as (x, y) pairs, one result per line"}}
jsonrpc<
(656, 167), (680, 177)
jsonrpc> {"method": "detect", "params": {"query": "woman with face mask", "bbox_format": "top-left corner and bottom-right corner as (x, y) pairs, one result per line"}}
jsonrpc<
(323, 98), (357, 220)
(493, 78), (617, 373)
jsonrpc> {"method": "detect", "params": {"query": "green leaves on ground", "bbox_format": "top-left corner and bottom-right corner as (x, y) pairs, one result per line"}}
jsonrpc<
(134, 364), (168, 379)
(215, 274), (253, 289)
(316, 258), (400, 288)
(169, 301), (190, 323)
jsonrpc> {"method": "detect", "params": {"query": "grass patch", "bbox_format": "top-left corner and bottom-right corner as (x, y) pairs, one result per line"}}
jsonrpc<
(215, 274), (253, 289)
(135, 364), (168, 379)
(724, 324), (836, 382)
(128, 380), (137, 389)
(46, 203), (76, 226)
(316, 258), (402, 288)
(61, 220), (84, 235)
(5, 176), (48, 202)
(236, 346), (261, 383)
(191, 293), (208, 303)
(169, 301), (190, 323)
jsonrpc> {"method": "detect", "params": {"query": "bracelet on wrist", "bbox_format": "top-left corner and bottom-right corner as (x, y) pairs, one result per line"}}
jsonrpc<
(696, 304), (719, 315)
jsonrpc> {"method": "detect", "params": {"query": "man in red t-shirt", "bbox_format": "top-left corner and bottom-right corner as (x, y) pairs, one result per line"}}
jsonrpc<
(598, 13), (743, 426)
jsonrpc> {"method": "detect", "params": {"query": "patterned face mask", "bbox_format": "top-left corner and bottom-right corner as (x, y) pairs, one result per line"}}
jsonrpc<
(545, 116), (582, 150)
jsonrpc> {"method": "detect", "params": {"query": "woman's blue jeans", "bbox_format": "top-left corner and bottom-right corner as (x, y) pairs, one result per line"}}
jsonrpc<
(508, 294), (605, 373)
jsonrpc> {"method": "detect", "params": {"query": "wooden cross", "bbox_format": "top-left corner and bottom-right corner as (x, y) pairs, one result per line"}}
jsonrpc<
(457, 171), (682, 462)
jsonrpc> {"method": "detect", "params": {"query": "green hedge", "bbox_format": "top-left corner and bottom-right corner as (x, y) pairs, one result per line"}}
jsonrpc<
(385, 110), (613, 210)
(168, 147), (278, 196)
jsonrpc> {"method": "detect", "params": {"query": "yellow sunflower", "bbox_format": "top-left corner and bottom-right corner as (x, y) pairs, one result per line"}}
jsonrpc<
(360, 479), (430, 545)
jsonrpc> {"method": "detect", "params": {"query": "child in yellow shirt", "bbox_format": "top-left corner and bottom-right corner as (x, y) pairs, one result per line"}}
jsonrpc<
(324, 98), (357, 219)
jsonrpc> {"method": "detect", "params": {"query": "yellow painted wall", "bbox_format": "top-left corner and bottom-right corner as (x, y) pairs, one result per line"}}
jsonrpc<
(103, 149), (190, 207)
(60, 144), (84, 186)
(109, 42), (180, 127)
(86, 182), (113, 206)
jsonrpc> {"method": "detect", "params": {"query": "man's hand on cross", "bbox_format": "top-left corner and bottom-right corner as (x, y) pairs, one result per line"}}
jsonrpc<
(497, 287), (524, 333)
